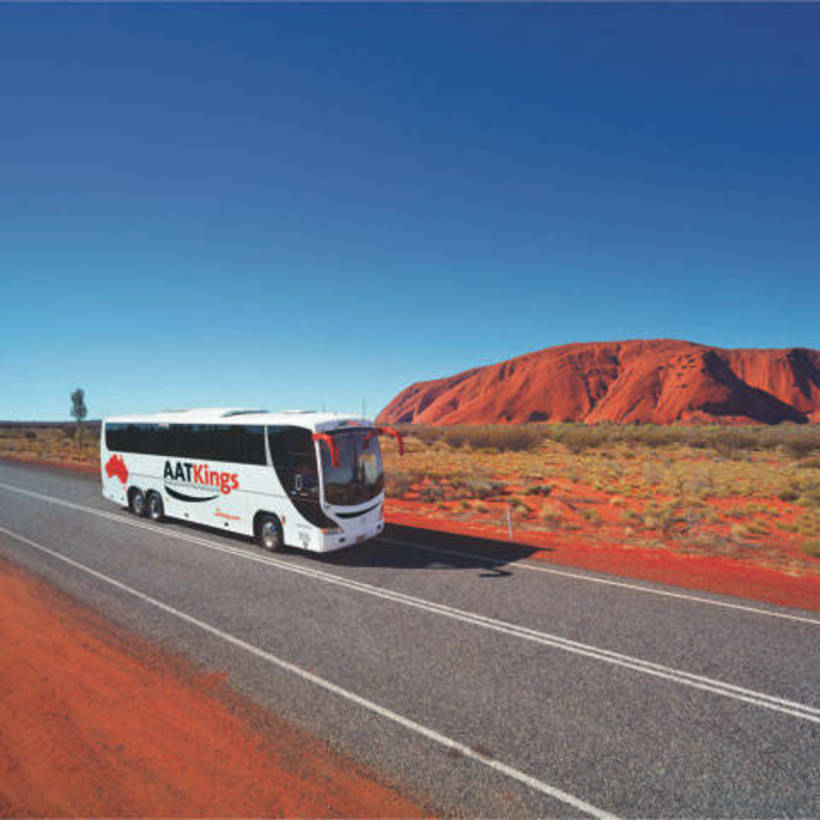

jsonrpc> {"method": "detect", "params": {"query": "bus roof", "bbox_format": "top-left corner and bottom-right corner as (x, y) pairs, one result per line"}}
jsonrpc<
(103, 408), (374, 433)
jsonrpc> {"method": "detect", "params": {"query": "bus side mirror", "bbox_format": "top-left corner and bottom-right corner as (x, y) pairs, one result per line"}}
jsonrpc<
(312, 433), (340, 468)
(376, 426), (404, 456)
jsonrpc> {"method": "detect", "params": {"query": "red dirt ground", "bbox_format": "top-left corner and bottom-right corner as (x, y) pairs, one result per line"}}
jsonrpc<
(385, 501), (820, 613)
(0, 559), (423, 817)
(377, 339), (820, 425)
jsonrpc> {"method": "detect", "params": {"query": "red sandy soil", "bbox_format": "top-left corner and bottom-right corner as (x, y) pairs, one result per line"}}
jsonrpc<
(0, 559), (422, 817)
(385, 500), (820, 613)
(378, 339), (820, 426)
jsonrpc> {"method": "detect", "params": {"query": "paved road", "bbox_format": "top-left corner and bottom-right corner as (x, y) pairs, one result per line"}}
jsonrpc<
(0, 460), (817, 817)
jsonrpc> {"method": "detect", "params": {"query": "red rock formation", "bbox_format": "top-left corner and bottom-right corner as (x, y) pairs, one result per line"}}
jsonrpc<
(377, 340), (820, 426)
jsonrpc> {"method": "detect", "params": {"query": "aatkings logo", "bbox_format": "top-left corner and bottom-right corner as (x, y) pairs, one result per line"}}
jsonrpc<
(164, 460), (239, 495)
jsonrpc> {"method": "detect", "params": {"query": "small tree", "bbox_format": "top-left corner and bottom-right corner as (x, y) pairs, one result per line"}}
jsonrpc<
(70, 388), (87, 446)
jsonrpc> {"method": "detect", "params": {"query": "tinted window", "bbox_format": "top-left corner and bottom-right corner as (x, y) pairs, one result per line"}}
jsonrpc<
(108, 421), (267, 464)
(267, 426), (318, 498)
(243, 425), (267, 465)
(106, 423), (126, 451)
(266, 425), (335, 528)
(169, 424), (214, 460)
(106, 422), (167, 455)
(140, 423), (168, 456)
(212, 424), (243, 462)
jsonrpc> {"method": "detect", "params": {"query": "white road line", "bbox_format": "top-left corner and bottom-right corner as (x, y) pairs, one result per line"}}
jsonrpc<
(1, 481), (819, 724)
(379, 537), (820, 626)
(0, 523), (618, 820)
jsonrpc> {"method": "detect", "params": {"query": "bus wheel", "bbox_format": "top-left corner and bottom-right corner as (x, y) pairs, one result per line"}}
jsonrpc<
(257, 515), (283, 552)
(129, 488), (146, 517)
(146, 491), (164, 522)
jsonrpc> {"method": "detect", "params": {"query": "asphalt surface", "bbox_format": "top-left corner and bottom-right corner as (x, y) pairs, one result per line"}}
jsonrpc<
(0, 460), (818, 817)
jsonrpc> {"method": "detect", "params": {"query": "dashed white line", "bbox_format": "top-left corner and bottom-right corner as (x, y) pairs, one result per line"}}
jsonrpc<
(0, 523), (618, 820)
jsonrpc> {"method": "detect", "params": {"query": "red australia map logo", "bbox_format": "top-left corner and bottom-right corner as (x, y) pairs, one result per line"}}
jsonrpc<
(105, 454), (129, 484)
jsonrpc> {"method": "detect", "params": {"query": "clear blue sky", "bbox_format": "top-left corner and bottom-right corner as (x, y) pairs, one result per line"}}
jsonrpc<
(2, 4), (818, 421)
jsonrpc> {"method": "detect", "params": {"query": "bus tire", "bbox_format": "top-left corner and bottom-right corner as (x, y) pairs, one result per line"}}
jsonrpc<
(146, 491), (164, 522)
(129, 487), (146, 517)
(257, 514), (283, 552)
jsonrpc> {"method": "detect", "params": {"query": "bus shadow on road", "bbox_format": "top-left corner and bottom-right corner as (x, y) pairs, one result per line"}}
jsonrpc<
(161, 517), (545, 577)
(316, 523), (547, 576)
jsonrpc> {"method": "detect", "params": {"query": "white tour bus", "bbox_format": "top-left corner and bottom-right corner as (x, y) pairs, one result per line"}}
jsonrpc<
(100, 408), (404, 552)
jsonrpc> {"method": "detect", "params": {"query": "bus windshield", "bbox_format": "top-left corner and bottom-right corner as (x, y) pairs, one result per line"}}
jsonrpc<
(320, 428), (384, 506)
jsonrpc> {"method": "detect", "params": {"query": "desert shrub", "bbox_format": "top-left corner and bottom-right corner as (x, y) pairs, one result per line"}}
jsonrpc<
(643, 463), (664, 486)
(794, 513), (820, 536)
(443, 425), (540, 452)
(385, 470), (415, 497)
(777, 488), (800, 502)
(708, 429), (759, 459)
(552, 426), (609, 454)
(24, 431), (36, 440)
(578, 507), (601, 523)
(420, 480), (446, 503)
(524, 483), (553, 496)
(449, 475), (508, 499)
(796, 457), (820, 470)
(642, 502), (679, 533)
(509, 497), (533, 515)
(802, 538), (820, 557)
(781, 435), (820, 459)
(796, 490), (820, 509)
(404, 424), (443, 445)
(537, 502), (562, 524)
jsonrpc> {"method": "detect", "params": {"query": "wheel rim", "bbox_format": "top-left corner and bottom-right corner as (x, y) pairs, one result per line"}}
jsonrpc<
(149, 496), (160, 519)
(262, 520), (279, 550)
(133, 492), (144, 515)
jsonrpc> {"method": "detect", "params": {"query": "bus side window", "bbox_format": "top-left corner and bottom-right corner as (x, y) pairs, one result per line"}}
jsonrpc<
(106, 423), (125, 451)
(141, 423), (168, 456)
(243, 425), (266, 465)
(267, 426), (291, 492)
(170, 424), (214, 460)
(267, 426), (317, 497)
(212, 425), (242, 463)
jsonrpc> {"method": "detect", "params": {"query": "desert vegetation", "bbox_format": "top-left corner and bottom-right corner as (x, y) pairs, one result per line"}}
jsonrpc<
(382, 423), (820, 574)
(0, 421), (100, 468)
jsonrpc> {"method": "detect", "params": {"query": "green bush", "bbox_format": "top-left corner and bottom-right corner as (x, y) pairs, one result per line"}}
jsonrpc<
(524, 483), (553, 496)
(449, 475), (508, 499)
